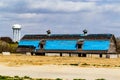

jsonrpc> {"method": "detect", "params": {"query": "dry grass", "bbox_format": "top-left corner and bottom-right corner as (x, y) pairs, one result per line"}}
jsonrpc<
(0, 54), (120, 68)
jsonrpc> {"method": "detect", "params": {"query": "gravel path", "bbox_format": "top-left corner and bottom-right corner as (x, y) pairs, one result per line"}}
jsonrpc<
(0, 65), (120, 80)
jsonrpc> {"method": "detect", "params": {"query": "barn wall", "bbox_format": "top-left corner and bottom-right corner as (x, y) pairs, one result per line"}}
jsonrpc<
(108, 38), (117, 53)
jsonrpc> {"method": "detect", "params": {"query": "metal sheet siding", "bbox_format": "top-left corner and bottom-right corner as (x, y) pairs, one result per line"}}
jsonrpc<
(44, 40), (77, 50)
(18, 40), (40, 49)
(82, 40), (110, 50)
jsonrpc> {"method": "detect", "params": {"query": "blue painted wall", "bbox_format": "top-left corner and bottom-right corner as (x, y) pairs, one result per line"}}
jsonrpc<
(82, 40), (110, 50)
(18, 40), (40, 49)
(18, 39), (111, 51)
(45, 40), (77, 50)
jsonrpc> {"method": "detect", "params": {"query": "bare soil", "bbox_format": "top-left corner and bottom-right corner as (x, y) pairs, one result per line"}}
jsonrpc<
(0, 54), (120, 80)
(0, 65), (120, 80)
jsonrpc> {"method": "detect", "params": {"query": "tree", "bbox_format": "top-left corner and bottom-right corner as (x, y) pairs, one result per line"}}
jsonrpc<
(0, 40), (18, 53)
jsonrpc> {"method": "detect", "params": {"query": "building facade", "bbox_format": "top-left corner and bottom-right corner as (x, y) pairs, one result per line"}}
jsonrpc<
(17, 34), (117, 58)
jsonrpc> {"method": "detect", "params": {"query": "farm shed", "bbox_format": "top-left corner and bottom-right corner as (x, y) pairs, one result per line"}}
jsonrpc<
(17, 34), (118, 58)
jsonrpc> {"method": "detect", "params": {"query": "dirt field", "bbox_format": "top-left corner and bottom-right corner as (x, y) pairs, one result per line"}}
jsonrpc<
(0, 54), (120, 80)
(0, 64), (120, 80)
(0, 54), (120, 68)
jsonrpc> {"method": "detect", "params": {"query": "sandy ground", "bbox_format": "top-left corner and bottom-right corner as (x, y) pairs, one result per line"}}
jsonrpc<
(0, 65), (120, 80)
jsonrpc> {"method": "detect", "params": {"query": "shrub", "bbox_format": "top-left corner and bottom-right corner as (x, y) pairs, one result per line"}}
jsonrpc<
(95, 78), (106, 80)
(0, 40), (18, 53)
(81, 63), (90, 66)
(55, 78), (63, 80)
(73, 79), (86, 80)
(70, 63), (79, 66)
(9, 43), (18, 53)
(23, 76), (30, 79)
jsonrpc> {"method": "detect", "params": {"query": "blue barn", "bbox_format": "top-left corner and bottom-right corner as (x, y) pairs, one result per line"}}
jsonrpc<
(17, 33), (117, 58)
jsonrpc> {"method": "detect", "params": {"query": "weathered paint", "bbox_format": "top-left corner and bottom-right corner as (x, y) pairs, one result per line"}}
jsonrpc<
(44, 40), (77, 50)
(18, 40), (40, 50)
(82, 40), (110, 50)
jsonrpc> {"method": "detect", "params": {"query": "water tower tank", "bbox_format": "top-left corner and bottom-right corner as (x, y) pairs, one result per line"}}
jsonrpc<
(12, 24), (22, 42)
(12, 24), (21, 30)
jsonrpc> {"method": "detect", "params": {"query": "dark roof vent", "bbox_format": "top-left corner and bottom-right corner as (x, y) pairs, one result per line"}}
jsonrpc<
(46, 30), (51, 36)
(83, 29), (88, 36)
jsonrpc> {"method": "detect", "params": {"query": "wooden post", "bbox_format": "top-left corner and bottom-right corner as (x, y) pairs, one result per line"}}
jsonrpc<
(99, 54), (102, 58)
(78, 53), (81, 57)
(43, 53), (45, 56)
(82, 54), (86, 57)
(31, 52), (33, 56)
(60, 53), (62, 57)
(69, 53), (71, 57)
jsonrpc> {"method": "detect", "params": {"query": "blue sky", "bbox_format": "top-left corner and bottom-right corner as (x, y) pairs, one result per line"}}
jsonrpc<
(0, 0), (120, 39)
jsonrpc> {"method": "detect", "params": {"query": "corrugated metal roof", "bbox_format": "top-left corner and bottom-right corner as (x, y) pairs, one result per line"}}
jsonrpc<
(18, 40), (40, 49)
(82, 40), (110, 50)
(44, 40), (77, 50)
(21, 34), (113, 40)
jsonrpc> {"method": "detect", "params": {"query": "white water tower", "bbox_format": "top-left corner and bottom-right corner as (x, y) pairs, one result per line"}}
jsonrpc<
(12, 24), (21, 42)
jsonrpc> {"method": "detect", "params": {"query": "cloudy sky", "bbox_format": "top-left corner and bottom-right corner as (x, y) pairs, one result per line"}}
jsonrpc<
(0, 0), (120, 38)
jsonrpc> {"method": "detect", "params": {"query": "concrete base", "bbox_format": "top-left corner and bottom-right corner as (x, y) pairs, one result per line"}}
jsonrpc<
(26, 52), (32, 56)
(2, 52), (10, 55)
(39, 53), (119, 58)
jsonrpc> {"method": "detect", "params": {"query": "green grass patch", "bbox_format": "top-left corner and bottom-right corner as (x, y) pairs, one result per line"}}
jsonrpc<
(0, 75), (63, 80)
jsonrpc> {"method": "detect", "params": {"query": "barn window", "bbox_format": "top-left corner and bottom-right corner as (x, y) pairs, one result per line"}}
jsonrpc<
(78, 44), (82, 48)
(40, 44), (44, 49)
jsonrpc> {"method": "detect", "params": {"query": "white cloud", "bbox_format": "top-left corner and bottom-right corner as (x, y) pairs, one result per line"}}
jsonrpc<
(25, 0), (120, 14)
(0, 0), (120, 37)
(19, 13), (38, 19)
(0, 2), (7, 7)
(97, 4), (120, 13)
(28, 0), (96, 12)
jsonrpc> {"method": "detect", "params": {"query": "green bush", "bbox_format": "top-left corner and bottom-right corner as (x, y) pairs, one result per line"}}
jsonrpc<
(0, 40), (18, 53)
(55, 78), (63, 80)
(73, 79), (86, 80)
(0, 75), (63, 80)
(9, 43), (18, 53)
(95, 78), (106, 80)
